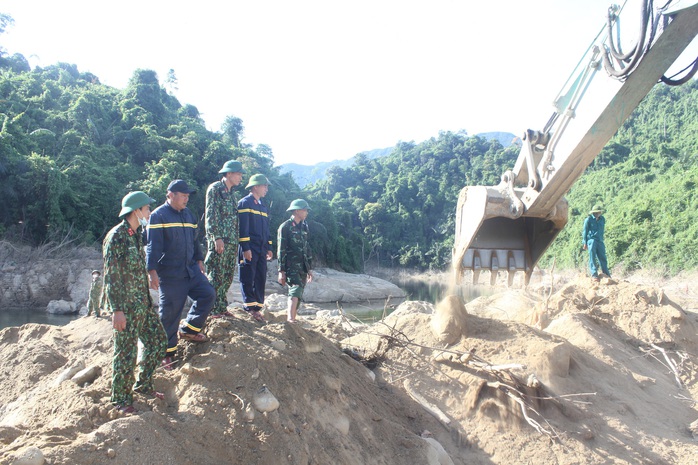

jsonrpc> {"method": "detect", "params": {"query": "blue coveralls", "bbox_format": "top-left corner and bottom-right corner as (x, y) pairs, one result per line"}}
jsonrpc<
(582, 214), (611, 278)
(238, 193), (271, 313)
(147, 202), (215, 355)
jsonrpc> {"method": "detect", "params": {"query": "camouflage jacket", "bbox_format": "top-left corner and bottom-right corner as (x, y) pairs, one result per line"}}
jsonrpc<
(87, 279), (103, 310)
(277, 217), (312, 274)
(102, 220), (151, 315)
(205, 180), (239, 249)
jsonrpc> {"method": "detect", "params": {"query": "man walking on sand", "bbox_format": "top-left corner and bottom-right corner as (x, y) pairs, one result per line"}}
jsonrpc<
(147, 180), (215, 368)
(277, 199), (313, 323)
(104, 191), (167, 414)
(205, 160), (245, 318)
(582, 204), (611, 282)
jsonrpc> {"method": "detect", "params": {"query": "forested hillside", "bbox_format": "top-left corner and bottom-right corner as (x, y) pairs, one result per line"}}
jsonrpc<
(308, 80), (698, 274)
(307, 133), (521, 269)
(544, 80), (698, 275)
(1, 22), (696, 276)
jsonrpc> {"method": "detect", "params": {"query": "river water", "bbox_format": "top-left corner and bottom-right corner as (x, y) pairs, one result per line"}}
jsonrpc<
(0, 307), (80, 330)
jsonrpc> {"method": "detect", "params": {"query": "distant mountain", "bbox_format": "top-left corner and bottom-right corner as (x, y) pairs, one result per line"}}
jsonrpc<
(279, 147), (393, 187)
(478, 131), (522, 147)
(279, 132), (518, 188)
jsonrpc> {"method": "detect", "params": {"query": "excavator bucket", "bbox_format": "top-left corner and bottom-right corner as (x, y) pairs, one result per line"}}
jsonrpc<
(452, 182), (568, 287)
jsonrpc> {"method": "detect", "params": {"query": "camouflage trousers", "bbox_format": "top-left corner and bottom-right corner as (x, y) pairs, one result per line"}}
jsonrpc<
(205, 244), (237, 315)
(111, 307), (167, 406)
(86, 301), (101, 317)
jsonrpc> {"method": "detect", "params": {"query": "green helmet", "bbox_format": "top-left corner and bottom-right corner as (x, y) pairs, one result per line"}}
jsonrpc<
(286, 199), (311, 211)
(119, 191), (155, 217)
(589, 204), (605, 214)
(245, 174), (271, 189)
(219, 160), (245, 174)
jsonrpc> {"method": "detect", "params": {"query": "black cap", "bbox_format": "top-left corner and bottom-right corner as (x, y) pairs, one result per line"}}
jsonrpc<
(167, 179), (196, 194)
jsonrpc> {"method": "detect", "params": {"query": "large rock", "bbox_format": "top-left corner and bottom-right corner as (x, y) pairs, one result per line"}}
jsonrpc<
(302, 268), (405, 303)
(0, 242), (101, 310)
(46, 300), (76, 315)
(430, 295), (467, 344)
(225, 263), (405, 304)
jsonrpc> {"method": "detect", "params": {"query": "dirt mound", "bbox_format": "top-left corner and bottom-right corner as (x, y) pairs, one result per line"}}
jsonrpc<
(1, 276), (698, 465)
(342, 277), (698, 464)
(0, 311), (455, 465)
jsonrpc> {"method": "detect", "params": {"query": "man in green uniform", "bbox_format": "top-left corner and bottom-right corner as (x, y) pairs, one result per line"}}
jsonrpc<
(86, 270), (103, 317)
(582, 204), (611, 282)
(205, 160), (245, 318)
(103, 191), (167, 414)
(277, 199), (313, 323)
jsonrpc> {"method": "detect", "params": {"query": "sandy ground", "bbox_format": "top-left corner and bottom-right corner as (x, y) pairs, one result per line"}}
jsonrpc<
(1, 271), (697, 465)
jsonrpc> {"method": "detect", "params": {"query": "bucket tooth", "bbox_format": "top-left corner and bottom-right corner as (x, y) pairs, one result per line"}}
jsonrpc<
(489, 270), (498, 286)
(506, 251), (517, 287)
(490, 255), (500, 285)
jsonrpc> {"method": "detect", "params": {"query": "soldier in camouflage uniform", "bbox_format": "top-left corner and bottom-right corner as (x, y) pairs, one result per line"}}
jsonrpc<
(277, 199), (313, 323)
(205, 160), (245, 318)
(86, 270), (103, 317)
(104, 191), (167, 414)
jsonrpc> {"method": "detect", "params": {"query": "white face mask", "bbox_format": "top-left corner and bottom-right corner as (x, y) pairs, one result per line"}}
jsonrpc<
(136, 212), (148, 228)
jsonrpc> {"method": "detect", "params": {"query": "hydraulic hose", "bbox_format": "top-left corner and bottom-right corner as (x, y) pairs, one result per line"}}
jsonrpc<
(602, 0), (652, 79)
(661, 57), (698, 85)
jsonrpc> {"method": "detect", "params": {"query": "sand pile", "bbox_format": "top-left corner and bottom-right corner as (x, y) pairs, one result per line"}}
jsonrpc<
(1, 275), (698, 465)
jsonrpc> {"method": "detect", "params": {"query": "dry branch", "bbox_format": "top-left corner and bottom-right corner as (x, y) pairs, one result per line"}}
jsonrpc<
(642, 344), (684, 388)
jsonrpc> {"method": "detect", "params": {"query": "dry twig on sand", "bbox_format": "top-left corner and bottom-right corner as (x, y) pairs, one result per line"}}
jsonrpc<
(640, 344), (685, 388)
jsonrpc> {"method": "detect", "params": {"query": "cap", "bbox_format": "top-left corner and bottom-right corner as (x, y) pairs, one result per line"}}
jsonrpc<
(286, 199), (311, 211)
(219, 160), (246, 174)
(119, 191), (156, 217)
(167, 179), (197, 194)
(245, 174), (271, 189)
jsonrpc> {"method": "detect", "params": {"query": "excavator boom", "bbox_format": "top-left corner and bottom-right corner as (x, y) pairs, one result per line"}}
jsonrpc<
(454, 0), (698, 286)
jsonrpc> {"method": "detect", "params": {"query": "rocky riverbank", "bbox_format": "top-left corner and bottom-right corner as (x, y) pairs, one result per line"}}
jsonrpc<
(0, 242), (404, 316)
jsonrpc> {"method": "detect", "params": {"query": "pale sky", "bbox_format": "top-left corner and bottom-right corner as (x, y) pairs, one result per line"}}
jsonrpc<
(1, 0), (696, 166)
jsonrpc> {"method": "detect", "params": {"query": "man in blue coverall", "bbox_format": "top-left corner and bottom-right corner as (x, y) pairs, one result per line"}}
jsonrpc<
(582, 204), (611, 282)
(147, 180), (215, 367)
(238, 174), (273, 323)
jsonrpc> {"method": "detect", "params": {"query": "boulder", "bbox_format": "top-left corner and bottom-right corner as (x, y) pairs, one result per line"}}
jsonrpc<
(225, 263), (405, 304)
(430, 295), (467, 345)
(11, 446), (44, 465)
(46, 300), (76, 315)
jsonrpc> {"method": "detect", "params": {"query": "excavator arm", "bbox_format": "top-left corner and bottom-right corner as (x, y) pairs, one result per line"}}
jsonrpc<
(454, 0), (698, 286)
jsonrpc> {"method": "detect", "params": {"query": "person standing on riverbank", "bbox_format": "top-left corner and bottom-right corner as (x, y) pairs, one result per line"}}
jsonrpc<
(238, 174), (272, 323)
(277, 199), (313, 323)
(86, 270), (103, 317)
(104, 191), (167, 414)
(205, 160), (245, 318)
(582, 204), (611, 282)
(147, 180), (215, 367)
